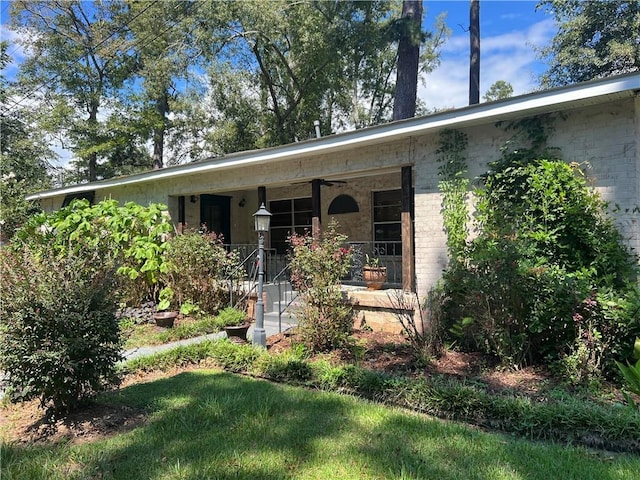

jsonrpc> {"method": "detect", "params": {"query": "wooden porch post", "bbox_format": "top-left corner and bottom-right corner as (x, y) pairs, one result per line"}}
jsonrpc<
(312, 178), (322, 237)
(257, 186), (266, 207)
(401, 166), (414, 291)
(177, 195), (185, 234)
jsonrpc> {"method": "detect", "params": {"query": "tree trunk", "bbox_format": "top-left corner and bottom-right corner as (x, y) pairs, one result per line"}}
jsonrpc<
(152, 91), (169, 170)
(469, 0), (480, 105)
(393, 0), (423, 121)
(88, 105), (98, 181)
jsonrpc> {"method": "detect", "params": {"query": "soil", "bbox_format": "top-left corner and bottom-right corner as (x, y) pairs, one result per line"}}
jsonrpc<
(0, 329), (617, 446)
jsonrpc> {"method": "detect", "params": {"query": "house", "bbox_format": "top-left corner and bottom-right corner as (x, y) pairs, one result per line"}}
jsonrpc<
(27, 72), (640, 330)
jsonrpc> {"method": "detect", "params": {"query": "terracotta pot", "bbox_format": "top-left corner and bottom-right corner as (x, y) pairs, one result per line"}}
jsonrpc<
(363, 266), (387, 290)
(224, 321), (252, 342)
(153, 311), (178, 328)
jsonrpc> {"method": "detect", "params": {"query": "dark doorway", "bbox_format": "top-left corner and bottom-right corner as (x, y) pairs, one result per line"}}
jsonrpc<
(200, 194), (231, 243)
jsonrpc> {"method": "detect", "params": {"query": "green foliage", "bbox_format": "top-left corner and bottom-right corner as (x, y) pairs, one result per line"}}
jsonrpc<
(616, 338), (640, 410)
(288, 221), (354, 352)
(215, 307), (248, 327)
(123, 339), (640, 454)
(10, 0), (136, 182)
(0, 42), (52, 241)
(537, 0), (640, 87)
(436, 129), (469, 262)
(254, 344), (312, 382)
(156, 287), (175, 311)
(483, 80), (513, 102)
(436, 118), (639, 376)
(122, 339), (264, 374)
(14, 199), (172, 305)
(161, 230), (243, 314)
(121, 315), (222, 350)
(0, 243), (122, 414)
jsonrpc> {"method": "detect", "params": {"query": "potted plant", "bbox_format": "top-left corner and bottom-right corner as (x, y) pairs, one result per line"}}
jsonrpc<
(153, 287), (179, 328)
(363, 254), (387, 290)
(217, 307), (252, 342)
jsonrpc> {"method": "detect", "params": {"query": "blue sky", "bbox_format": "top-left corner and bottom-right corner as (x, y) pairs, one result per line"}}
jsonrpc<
(420, 0), (555, 108)
(1, 0), (556, 167)
(2, 0), (556, 107)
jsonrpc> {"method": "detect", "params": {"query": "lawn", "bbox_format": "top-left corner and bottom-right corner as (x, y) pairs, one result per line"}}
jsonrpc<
(2, 368), (638, 480)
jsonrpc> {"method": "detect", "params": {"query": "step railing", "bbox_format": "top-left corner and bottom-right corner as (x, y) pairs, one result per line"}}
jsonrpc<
(225, 246), (258, 310)
(270, 263), (299, 333)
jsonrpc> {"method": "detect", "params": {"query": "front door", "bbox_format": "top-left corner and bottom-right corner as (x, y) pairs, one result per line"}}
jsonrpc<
(200, 195), (231, 243)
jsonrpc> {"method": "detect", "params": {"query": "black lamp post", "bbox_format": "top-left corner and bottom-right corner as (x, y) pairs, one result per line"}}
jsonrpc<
(252, 203), (271, 347)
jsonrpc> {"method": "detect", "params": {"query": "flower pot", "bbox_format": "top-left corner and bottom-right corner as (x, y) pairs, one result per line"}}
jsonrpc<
(363, 266), (387, 290)
(153, 311), (178, 328)
(224, 321), (252, 343)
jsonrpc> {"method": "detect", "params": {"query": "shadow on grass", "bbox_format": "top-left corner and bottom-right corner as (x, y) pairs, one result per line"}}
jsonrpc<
(2, 370), (639, 479)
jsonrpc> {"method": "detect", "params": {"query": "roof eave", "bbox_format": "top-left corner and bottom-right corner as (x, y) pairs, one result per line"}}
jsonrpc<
(27, 72), (640, 201)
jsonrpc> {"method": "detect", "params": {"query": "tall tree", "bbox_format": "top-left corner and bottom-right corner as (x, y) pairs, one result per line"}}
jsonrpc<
(200, 0), (402, 150)
(0, 42), (52, 241)
(483, 80), (513, 102)
(392, 0), (423, 120)
(537, 0), (640, 86)
(124, 0), (203, 169)
(10, 0), (133, 181)
(469, 0), (480, 105)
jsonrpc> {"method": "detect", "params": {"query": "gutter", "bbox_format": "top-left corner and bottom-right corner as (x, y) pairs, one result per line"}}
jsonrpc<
(27, 72), (640, 201)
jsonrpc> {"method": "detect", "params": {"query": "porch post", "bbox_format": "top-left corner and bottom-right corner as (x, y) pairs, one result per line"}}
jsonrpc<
(258, 186), (266, 206)
(178, 195), (185, 234)
(401, 166), (414, 291)
(312, 179), (322, 237)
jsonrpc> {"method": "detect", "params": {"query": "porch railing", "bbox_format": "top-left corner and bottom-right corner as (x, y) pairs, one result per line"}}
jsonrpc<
(224, 244), (286, 282)
(347, 241), (403, 286)
(224, 240), (402, 288)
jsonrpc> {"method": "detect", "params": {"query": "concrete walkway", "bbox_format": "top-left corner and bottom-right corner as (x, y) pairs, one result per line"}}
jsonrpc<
(123, 313), (297, 361)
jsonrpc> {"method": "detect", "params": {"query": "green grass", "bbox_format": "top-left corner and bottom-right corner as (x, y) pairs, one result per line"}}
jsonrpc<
(120, 315), (223, 350)
(2, 369), (639, 480)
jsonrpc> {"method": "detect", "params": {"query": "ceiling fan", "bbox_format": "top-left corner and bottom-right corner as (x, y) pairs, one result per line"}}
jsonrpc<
(293, 179), (347, 187)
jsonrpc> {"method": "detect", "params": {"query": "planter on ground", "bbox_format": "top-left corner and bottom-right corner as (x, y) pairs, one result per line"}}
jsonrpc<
(153, 311), (178, 328)
(224, 321), (252, 343)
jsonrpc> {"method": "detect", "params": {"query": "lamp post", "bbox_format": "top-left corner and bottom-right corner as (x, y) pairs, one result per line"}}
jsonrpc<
(252, 203), (271, 347)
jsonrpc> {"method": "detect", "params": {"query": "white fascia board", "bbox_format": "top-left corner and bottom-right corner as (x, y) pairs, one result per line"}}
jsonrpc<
(27, 73), (640, 201)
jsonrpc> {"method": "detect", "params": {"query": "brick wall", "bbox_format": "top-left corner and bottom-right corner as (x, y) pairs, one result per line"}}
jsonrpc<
(39, 96), (639, 299)
(412, 97), (638, 297)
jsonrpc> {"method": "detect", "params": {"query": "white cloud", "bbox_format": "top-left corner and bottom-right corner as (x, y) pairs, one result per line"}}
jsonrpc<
(419, 18), (556, 109)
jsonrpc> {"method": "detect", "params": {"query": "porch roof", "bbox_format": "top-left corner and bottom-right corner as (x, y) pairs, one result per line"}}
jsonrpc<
(27, 72), (640, 201)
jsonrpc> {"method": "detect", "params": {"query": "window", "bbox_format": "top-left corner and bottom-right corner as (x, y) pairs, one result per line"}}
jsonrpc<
(269, 197), (312, 253)
(328, 194), (359, 214)
(372, 190), (401, 256)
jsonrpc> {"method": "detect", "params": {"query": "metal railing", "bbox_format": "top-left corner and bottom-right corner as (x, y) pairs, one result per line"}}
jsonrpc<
(224, 240), (403, 293)
(347, 241), (403, 286)
(224, 244), (287, 282)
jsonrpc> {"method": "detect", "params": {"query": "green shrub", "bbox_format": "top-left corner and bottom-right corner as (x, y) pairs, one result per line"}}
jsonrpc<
(441, 157), (639, 374)
(215, 307), (248, 327)
(0, 244), (122, 414)
(288, 220), (354, 352)
(161, 230), (243, 314)
(13, 199), (172, 305)
(254, 345), (312, 382)
(616, 337), (640, 410)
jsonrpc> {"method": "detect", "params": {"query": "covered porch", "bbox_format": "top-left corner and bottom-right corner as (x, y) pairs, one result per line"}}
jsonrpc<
(167, 167), (415, 291)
